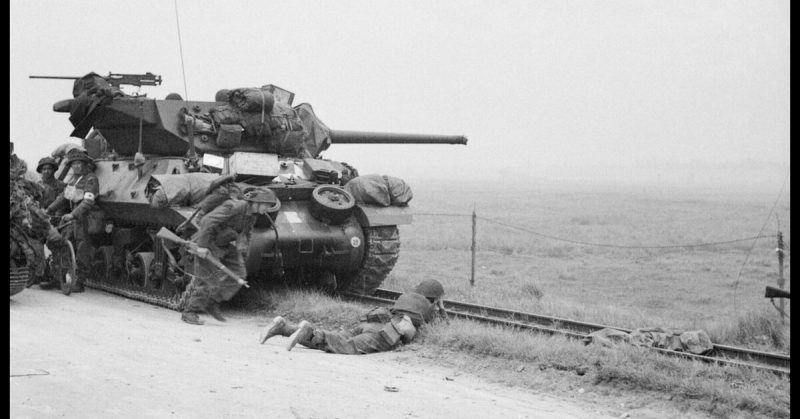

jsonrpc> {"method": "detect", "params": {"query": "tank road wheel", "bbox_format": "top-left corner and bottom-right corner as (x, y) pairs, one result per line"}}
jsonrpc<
(338, 226), (400, 295)
(50, 241), (77, 296)
(126, 252), (154, 288)
(148, 259), (181, 294)
(309, 185), (356, 225)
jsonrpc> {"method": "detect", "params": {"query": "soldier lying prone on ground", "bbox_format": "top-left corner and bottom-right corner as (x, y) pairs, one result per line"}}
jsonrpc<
(259, 279), (449, 354)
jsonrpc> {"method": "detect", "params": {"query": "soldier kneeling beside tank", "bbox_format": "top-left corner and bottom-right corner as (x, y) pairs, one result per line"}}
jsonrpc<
(259, 279), (449, 354)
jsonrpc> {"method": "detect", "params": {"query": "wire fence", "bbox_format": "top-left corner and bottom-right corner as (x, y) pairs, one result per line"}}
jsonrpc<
(412, 208), (790, 322)
(414, 211), (778, 250)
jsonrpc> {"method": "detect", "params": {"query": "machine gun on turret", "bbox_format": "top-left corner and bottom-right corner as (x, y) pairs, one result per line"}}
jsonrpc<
(30, 72), (162, 88)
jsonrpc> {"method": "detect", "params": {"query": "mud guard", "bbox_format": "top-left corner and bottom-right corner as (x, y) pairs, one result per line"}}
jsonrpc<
(353, 205), (413, 227)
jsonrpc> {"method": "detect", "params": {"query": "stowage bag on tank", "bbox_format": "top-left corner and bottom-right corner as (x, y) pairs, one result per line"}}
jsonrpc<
(385, 175), (413, 206)
(344, 174), (413, 207)
(228, 87), (275, 114)
(147, 173), (222, 208)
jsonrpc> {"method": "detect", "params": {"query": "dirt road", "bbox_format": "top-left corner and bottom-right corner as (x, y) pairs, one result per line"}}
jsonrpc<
(10, 288), (614, 419)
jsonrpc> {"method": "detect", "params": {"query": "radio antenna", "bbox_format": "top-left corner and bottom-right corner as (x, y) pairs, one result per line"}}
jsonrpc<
(173, 0), (189, 102)
(173, 0), (199, 170)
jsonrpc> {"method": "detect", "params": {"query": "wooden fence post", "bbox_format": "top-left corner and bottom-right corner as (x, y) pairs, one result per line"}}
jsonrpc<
(777, 231), (785, 325)
(471, 205), (476, 287)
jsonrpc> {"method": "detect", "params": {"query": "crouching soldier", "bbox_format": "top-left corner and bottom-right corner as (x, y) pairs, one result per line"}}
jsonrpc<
(179, 182), (276, 326)
(259, 279), (449, 354)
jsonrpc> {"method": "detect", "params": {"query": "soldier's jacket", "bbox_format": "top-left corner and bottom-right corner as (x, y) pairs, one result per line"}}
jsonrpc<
(10, 155), (60, 273)
(310, 293), (433, 355)
(38, 177), (66, 209)
(47, 172), (100, 219)
(195, 198), (255, 259)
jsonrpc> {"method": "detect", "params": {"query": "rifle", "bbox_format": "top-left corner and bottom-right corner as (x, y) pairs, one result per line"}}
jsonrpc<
(29, 72), (162, 88)
(155, 227), (249, 288)
(175, 207), (203, 234)
(765, 286), (790, 299)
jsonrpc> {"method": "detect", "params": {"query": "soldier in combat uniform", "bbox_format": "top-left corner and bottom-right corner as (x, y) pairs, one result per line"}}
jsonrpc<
(10, 142), (62, 287)
(46, 148), (100, 293)
(32, 156), (66, 289)
(259, 279), (449, 354)
(180, 178), (277, 325)
(36, 156), (66, 210)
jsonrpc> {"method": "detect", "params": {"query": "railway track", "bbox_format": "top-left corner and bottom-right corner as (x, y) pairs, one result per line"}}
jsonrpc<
(342, 288), (790, 377)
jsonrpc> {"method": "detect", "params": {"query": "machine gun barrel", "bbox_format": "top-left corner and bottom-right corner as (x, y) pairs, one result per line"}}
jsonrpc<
(29, 75), (80, 81)
(30, 72), (162, 87)
(329, 130), (467, 145)
(765, 285), (790, 299)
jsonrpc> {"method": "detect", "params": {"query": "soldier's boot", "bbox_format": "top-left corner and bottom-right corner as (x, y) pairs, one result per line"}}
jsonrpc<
(71, 281), (85, 293)
(287, 320), (313, 352)
(206, 302), (226, 323)
(181, 311), (205, 325)
(26, 275), (40, 288)
(39, 280), (57, 290)
(73, 259), (90, 293)
(259, 316), (299, 344)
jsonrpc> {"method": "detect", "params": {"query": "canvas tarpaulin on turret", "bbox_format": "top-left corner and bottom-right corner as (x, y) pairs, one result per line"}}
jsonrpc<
(294, 103), (332, 158)
(68, 73), (124, 138)
(267, 102), (332, 158)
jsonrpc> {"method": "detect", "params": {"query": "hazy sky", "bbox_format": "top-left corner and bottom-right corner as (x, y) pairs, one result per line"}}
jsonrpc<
(9, 0), (790, 190)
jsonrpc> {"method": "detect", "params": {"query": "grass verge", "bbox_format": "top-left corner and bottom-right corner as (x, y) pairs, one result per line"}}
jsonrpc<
(236, 287), (791, 419)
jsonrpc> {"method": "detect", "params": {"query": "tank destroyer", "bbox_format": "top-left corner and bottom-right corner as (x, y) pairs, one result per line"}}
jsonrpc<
(40, 72), (467, 308)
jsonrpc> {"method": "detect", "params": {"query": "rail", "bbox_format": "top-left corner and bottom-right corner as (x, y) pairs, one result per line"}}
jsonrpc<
(340, 288), (790, 377)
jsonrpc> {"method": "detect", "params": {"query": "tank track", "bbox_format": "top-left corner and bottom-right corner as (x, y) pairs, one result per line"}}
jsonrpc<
(10, 266), (30, 297)
(82, 219), (185, 311)
(84, 277), (182, 311)
(341, 226), (400, 295)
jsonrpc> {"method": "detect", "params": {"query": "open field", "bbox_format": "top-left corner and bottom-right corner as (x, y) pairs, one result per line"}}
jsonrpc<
(390, 178), (791, 351)
(233, 178), (790, 418)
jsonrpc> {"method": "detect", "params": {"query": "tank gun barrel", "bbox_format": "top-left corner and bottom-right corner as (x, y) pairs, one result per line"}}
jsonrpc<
(329, 130), (467, 145)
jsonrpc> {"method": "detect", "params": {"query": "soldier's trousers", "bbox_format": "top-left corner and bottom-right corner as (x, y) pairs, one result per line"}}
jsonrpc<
(182, 246), (246, 313)
(300, 323), (396, 355)
(29, 239), (46, 278)
(71, 218), (92, 282)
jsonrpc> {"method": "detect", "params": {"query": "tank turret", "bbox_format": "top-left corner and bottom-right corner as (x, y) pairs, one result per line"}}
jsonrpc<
(48, 72), (466, 160)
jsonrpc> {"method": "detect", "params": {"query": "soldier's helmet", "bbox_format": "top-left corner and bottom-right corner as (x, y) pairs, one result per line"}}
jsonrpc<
(36, 156), (59, 173)
(414, 279), (445, 300)
(65, 148), (93, 166)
